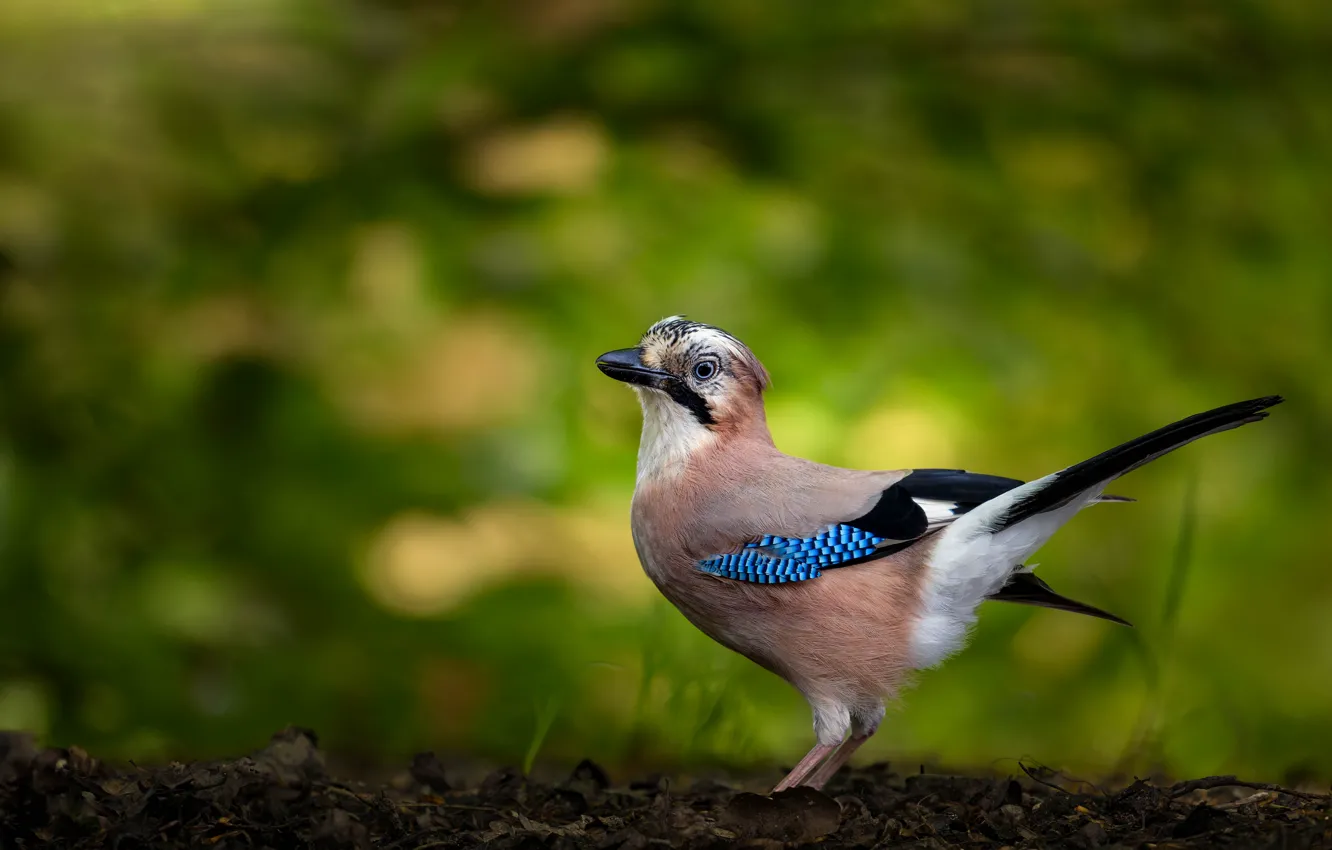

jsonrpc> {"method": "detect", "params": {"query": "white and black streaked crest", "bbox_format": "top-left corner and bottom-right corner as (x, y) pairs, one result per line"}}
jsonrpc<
(640, 317), (743, 350)
(639, 316), (771, 397)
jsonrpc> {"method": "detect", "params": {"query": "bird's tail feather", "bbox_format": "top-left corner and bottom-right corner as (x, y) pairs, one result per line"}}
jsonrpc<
(987, 572), (1131, 626)
(908, 396), (1280, 668)
(990, 395), (1282, 533)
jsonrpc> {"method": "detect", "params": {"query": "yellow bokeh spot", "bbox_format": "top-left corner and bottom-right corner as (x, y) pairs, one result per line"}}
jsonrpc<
(173, 295), (272, 360)
(0, 680), (49, 738)
(999, 134), (1119, 194)
(348, 222), (428, 333)
(557, 499), (650, 600)
(361, 499), (650, 617)
(335, 311), (547, 435)
(765, 397), (841, 463)
(462, 116), (608, 196)
(844, 402), (961, 470)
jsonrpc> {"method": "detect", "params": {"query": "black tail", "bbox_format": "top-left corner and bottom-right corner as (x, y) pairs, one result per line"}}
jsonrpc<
(989, 572), (1131, 626)
(992, 395), (1282, 533)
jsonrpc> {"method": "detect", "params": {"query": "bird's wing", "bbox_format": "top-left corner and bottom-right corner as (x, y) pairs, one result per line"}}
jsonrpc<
(895, 469), (1027, 528)
(696, 468), (1127, 584)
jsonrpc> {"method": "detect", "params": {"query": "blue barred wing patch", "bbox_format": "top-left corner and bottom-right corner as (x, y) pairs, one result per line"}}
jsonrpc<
(697, 524), (888, 584)
(697, 550), (815, 583)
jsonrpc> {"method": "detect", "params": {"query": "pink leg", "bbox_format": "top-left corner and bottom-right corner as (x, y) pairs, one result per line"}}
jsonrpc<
(804, 733), (869, 790)
(771, 742), (838, 792)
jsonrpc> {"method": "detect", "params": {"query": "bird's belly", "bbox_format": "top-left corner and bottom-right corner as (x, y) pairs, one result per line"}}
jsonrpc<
(656, 573), (795, 679)
(639, 551), (924, 705)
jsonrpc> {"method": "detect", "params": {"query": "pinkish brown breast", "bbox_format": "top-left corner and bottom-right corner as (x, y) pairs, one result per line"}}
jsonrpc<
(630, 438), (933, 710)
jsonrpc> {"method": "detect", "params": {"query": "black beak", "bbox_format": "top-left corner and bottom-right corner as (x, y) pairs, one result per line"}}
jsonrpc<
(595, 348), (673, 389)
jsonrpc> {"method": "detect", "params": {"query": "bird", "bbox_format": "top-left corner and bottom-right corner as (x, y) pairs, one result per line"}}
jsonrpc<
(595, 316), (1281, 793)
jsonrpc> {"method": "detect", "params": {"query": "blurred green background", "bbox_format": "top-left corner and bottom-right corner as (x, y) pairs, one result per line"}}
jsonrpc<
(0, 0), (1328, 783)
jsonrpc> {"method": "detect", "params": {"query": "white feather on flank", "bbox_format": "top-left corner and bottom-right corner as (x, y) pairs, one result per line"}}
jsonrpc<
(633, 386), (716, 482)
(909, 472), (1109, 669)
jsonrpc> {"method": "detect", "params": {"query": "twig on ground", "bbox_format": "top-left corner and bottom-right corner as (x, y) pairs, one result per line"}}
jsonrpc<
(1168, 775), (1330, 801)
(1018, 761), (1070, 795)
(1214, 791), (1275, 810)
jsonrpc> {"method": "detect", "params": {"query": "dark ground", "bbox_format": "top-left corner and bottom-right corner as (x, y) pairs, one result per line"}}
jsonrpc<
(1, 728), (1328, 849)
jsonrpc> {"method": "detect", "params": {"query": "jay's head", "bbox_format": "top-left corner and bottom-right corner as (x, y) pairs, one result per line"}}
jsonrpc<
(596, 317), (771, 437)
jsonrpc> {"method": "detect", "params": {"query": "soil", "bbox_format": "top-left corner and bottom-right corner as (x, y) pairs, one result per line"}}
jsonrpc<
(1, 727), (1328, 848)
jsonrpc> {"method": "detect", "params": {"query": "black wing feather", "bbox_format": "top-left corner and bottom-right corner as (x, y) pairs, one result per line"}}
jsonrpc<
(988, 572), (1131, 626)
(833, 465), (1129, 570)
(846, 484), (928, 540)
(896, 469), (1025, 511)
(837, 470), (1027, 562)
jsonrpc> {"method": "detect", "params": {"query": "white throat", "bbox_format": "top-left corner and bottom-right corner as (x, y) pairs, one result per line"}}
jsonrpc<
(633, 388), (716, 482)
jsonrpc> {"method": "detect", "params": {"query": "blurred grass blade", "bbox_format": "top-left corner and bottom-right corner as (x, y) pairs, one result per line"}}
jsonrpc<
(523, 696), (562, 776)
(1118, 471), (1199, 774)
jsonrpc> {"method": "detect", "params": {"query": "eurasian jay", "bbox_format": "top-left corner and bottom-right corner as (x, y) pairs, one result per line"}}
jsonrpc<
(596, 317), (1281, 793)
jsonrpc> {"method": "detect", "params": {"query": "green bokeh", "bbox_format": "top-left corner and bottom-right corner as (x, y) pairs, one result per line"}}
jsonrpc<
(0, 0), (1328, 782)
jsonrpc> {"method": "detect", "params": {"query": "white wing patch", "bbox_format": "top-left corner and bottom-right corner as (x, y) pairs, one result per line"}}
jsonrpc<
(912, 493), (1124, 533)
(914, 497), (963, 528)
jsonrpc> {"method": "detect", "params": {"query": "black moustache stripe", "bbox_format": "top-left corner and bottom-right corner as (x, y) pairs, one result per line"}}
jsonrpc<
(664, 381), (715, 426)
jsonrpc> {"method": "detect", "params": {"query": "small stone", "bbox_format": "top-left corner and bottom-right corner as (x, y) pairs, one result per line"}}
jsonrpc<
(252, 727), (324, 787)
(1001, 803), (1025, 819)
(568, 758), (610, 790)
(1077, 821), (1108, 847)
(410, 751), (451, 792)
(0, 732), (37, 784)
(723, 787), (841, 842)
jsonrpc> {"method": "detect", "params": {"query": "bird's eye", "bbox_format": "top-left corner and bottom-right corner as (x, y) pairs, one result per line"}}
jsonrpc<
(692, 360), (718, 381)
